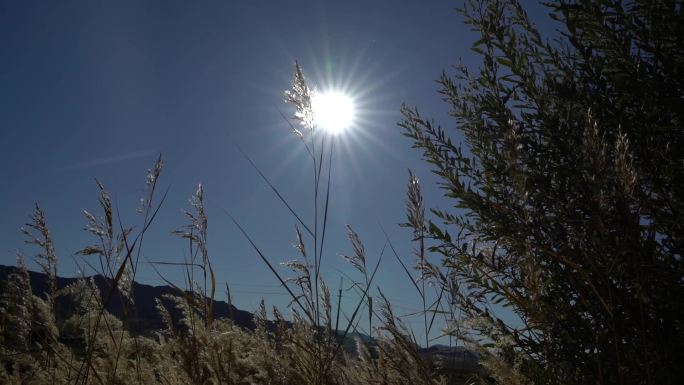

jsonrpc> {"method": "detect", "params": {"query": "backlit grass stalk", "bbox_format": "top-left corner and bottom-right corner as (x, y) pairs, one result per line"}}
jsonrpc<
(72, 156), (167, 385)
(21, 205), (58, 311)
(229, 61), (380, 384)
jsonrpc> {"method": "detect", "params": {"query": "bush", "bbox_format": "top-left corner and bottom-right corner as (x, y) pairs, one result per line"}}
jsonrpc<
(401, 1), (684, 384)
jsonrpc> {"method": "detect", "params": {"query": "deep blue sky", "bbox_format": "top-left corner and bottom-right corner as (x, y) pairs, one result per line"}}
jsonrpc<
(0, 0), (554, 343)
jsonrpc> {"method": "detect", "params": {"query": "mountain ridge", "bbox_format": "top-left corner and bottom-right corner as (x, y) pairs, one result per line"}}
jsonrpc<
(0, 264), (257, 333)
(0, 263), (480, 371)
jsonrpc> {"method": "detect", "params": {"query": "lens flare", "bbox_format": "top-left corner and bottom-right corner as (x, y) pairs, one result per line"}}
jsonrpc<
(312, 91), (355, 134)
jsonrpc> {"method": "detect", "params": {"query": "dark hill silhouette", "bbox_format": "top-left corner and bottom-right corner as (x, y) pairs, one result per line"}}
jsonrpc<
(0, 264), (481, 373)
(0, 264), (256, 333)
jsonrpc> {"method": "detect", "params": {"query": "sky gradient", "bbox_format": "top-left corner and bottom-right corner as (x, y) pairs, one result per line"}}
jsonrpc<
(0, 0), (554, 343)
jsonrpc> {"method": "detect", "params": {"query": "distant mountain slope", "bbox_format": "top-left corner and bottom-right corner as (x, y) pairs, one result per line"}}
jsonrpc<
(0, 264), (256, 333)
(0, 264), (480, 372)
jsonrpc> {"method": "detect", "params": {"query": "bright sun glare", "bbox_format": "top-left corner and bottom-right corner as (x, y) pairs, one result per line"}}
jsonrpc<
(312, 91), (355, 134)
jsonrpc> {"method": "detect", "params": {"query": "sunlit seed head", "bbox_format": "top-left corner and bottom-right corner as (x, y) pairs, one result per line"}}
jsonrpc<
(312, 91), (355, 134)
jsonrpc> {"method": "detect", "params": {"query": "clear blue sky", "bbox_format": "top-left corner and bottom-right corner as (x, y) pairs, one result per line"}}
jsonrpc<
(0, 0), (553, 343)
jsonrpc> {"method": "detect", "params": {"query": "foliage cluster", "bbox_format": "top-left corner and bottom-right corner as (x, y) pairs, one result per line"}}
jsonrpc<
(401, 0), (684, 384)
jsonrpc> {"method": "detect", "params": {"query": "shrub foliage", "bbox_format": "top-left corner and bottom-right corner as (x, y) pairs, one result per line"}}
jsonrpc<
(401, 0), (684, 384)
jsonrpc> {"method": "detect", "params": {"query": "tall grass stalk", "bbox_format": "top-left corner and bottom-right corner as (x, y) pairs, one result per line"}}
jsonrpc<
(72, 155), (167, 385)
(227, 61), (384, 384)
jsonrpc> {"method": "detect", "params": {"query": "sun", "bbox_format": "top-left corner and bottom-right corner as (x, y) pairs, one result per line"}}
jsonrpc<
(312, 91), (356, 134)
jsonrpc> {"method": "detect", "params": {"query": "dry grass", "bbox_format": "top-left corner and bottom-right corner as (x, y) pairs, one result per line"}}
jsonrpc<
(0, 65), (478, 385)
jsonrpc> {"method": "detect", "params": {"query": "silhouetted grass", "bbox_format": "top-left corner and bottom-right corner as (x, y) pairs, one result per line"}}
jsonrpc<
(0, 65), (476, 385)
